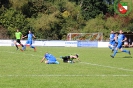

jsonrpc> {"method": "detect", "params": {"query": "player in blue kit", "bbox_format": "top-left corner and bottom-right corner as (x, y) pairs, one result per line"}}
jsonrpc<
(41, 53), (59, 64)
(108, 30), (115, 52)
(111, 33), (119, 52)
(110, 30), (131, 58)
(22, 30), (36, 51)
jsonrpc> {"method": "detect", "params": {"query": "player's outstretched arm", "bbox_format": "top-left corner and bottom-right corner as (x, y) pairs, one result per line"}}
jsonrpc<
(33, 34), (36, 39)
(76, 58), (80, 62)
(21, 34), (24, 40)
(22, 35), (26, 39)
(123, 37), (127, 42)
(41, 57), (45, 63)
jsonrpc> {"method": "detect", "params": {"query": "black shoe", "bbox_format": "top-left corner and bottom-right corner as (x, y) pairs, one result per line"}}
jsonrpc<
(110, 55), (114, 58)
(129, 51), (131, 55)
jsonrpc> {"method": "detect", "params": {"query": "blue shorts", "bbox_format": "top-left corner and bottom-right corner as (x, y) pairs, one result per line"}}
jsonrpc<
(47, 61), (59, 64)
(26, 40), (32, 45)
(116, 43), (123, 49)
(109, 40), (115, 46)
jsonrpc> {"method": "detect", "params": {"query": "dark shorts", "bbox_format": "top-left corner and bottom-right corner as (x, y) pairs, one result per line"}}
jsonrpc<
(62, 56), (70, 63)
(16, 39), (21, 44)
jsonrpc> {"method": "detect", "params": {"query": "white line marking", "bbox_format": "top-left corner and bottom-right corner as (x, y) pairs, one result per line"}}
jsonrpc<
(0, 51), (42, 57)
(0, 74), (133, 77)
(80, 62), (133, 72)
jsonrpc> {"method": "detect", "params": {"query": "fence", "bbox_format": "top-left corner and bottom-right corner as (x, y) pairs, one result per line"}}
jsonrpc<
(0, 40), (108, 47)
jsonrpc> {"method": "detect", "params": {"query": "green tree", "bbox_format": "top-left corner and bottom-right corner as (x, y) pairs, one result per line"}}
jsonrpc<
(82, 14), (105, 33)
(0, 8), (29, 38)
(9, 0), (28, 10)
(21, 0), (47, 18)
(80, 0), (108, 20)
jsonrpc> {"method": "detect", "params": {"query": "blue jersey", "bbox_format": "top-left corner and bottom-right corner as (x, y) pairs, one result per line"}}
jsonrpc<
(109, 33), (115, 45)
(44, 53), (56, 61)
(28, 33), (33, 41)
(110, 33), (115, 42)
(117, 34), (125, 43)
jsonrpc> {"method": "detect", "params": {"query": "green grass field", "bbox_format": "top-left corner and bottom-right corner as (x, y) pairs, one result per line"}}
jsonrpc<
(0, 46), (133, 88)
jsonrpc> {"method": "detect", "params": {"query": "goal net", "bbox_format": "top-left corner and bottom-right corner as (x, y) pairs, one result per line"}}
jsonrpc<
(67, 33), (103, 41)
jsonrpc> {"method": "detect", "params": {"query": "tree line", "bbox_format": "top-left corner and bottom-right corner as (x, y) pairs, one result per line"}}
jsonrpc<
(0, 0), (133, 40)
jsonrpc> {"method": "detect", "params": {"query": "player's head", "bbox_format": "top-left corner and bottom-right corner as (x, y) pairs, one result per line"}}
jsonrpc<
(45, 52), (49, 55)
(75, 54), (79, 58)
(44, 52), (49, 58)
(111, 30), (114, 34)
(115, 33), (118, 36)
(17, 29), (19, 32)
(45, 52), (49, 54)
(119, 30), (123, 34)
(29, 30), (31, 33)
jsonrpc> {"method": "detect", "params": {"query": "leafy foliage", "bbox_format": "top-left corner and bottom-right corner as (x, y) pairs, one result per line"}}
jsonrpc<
(0, 8), (29, 38)
(0, 0), (133, 40)
(80, 0), (108, 20)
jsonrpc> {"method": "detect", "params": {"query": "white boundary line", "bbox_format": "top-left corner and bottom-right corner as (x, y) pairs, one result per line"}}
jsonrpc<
(80, 62), (133, 72)
(0, 74), (133, 77)
(0, 51), (42, 57)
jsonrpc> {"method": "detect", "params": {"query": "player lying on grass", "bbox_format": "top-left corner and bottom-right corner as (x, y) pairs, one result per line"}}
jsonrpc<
(60, 54), (80, 63)
(41, 52), (59, 64)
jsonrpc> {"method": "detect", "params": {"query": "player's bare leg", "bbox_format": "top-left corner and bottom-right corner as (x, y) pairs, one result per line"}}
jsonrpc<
(14, 41), (19, 50)
(19, 42), (24, 51)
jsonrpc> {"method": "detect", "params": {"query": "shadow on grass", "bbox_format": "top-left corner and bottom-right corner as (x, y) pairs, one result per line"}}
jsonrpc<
(123, 56), (132, 58)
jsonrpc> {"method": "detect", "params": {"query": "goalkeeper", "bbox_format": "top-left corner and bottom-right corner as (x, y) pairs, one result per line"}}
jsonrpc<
(60, 54), (80, 63)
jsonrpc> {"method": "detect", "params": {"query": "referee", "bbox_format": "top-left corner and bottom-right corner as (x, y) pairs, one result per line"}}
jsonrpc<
(14, 29), (24, 50)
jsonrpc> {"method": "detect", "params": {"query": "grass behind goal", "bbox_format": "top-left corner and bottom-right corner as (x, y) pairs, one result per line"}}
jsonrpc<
(0, 46), (133, 88)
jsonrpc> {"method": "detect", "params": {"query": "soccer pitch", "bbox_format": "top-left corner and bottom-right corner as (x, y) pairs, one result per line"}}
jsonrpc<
(0, 46), (133, 88)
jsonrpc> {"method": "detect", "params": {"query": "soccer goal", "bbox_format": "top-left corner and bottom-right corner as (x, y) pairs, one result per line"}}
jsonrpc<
(67, 33), (103, 41)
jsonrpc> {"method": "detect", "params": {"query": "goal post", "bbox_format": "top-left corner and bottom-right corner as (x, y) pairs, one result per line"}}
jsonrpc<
(67, 33), (103, 41)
